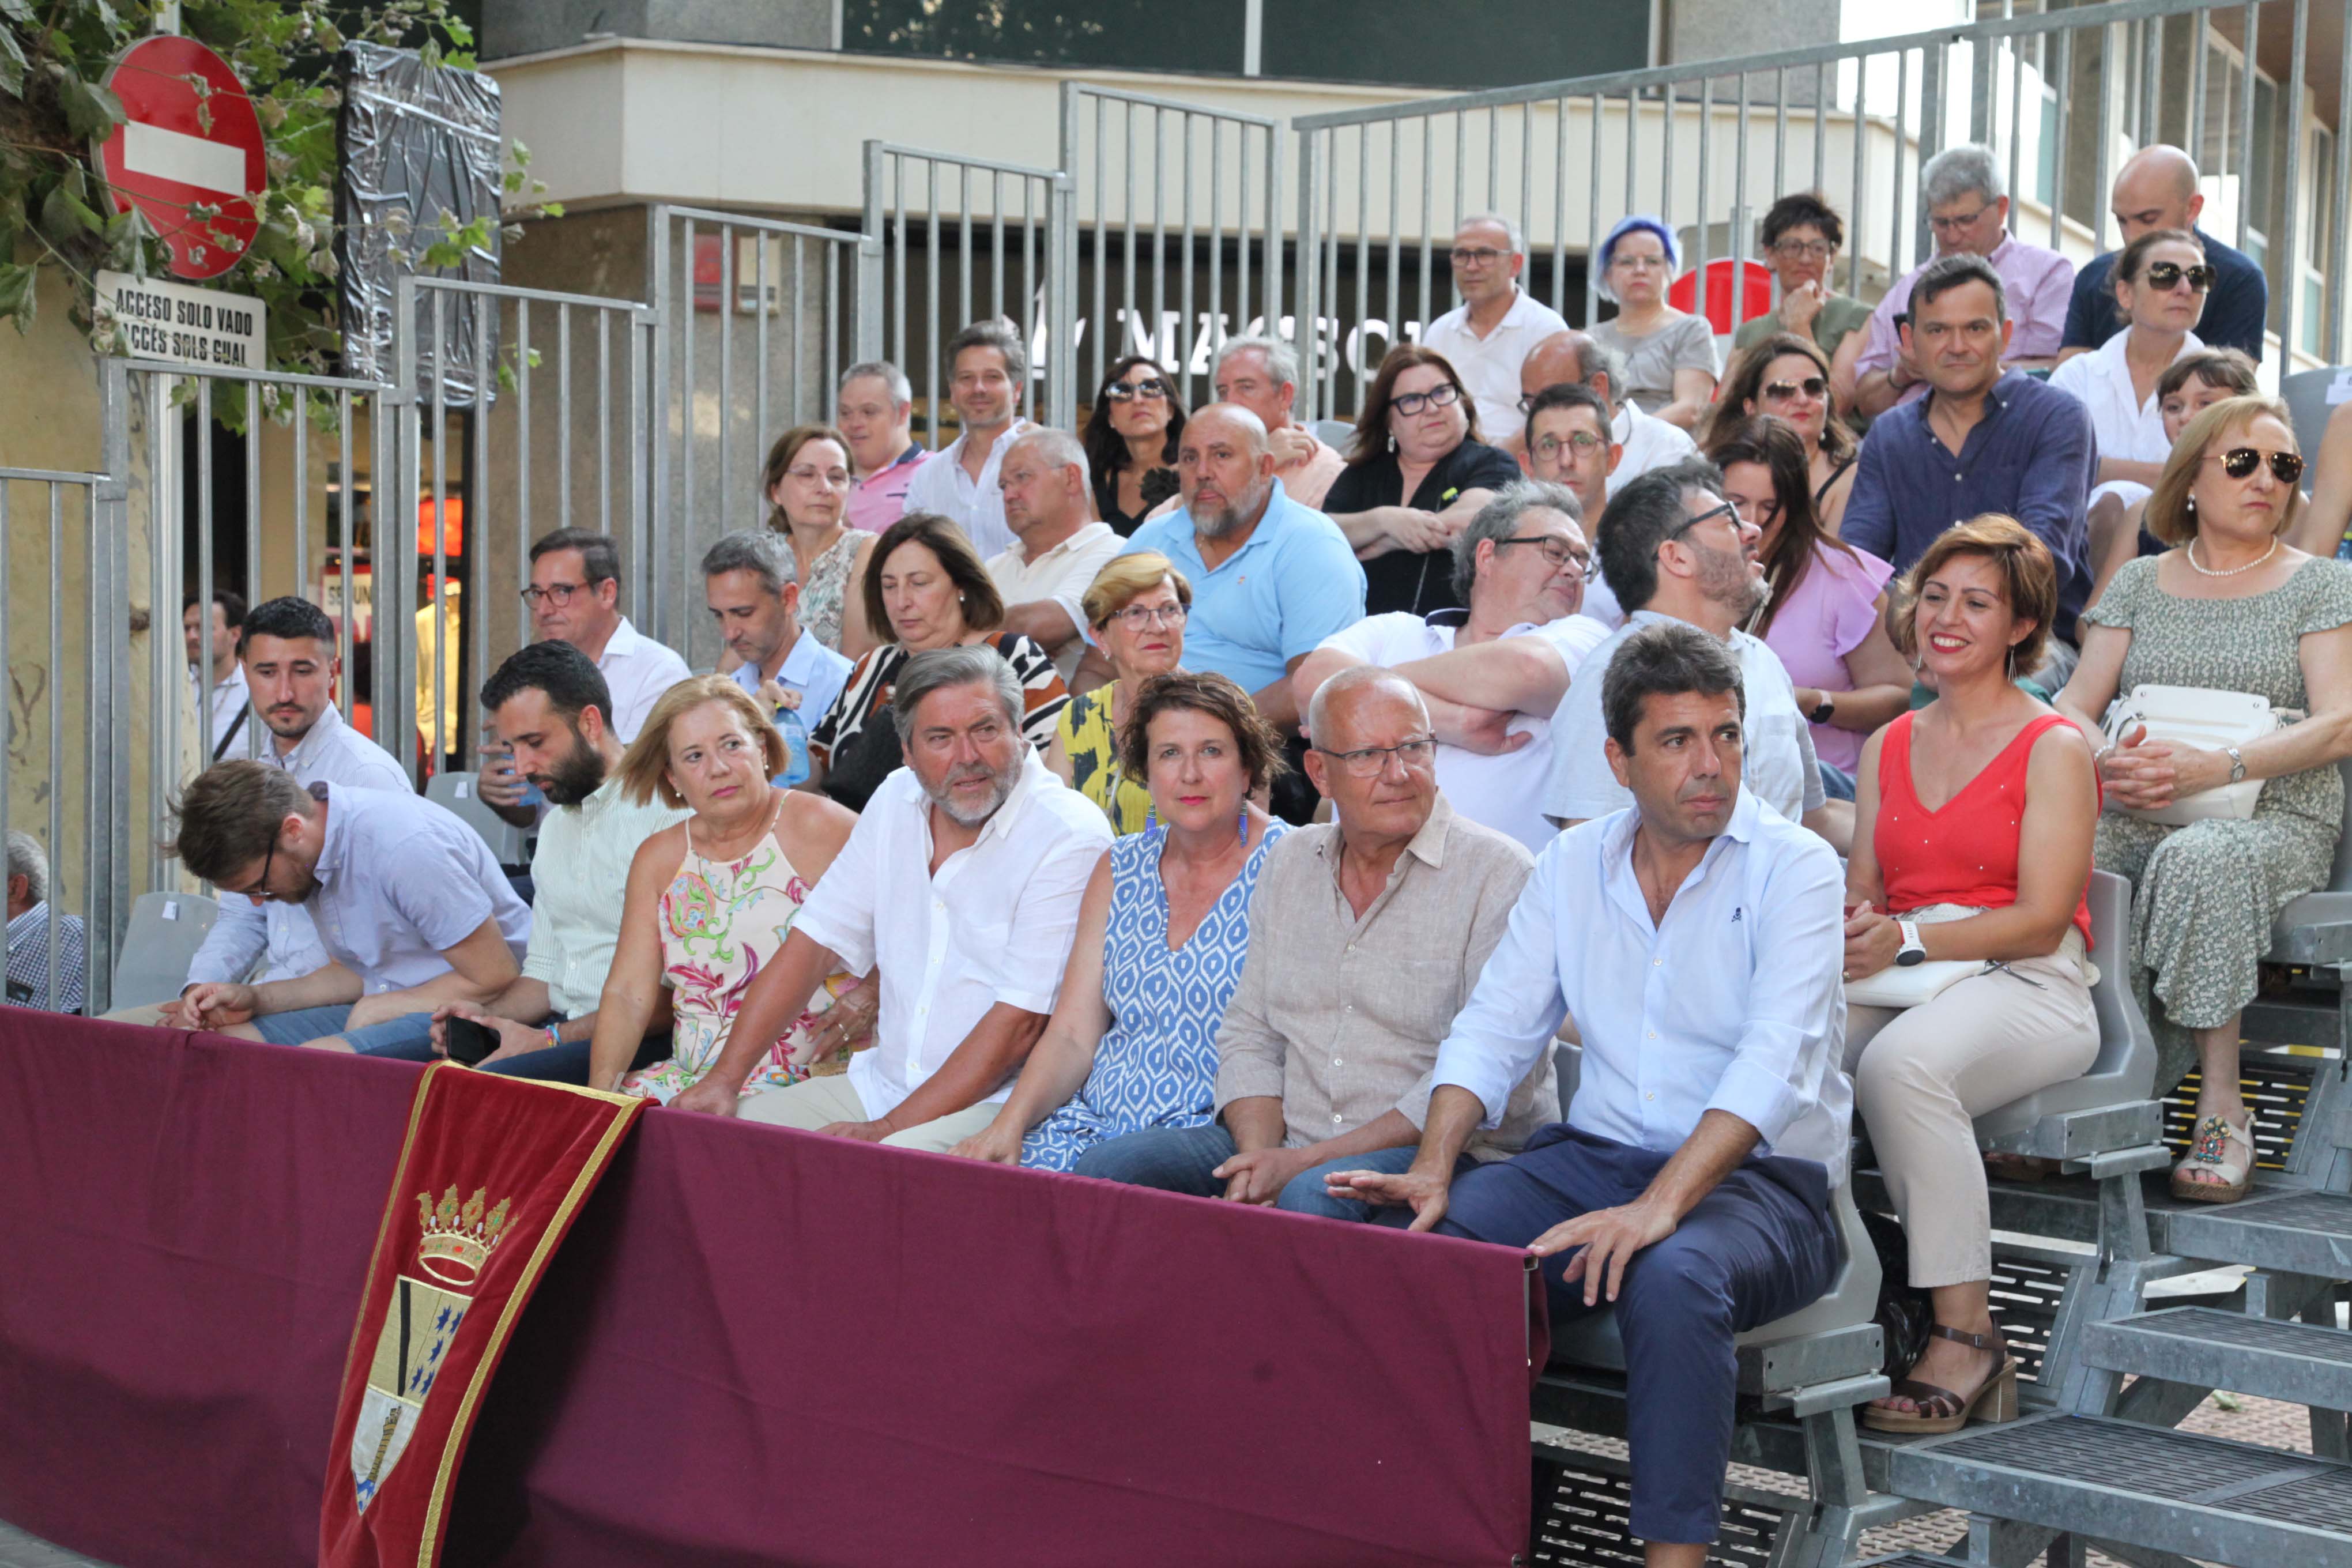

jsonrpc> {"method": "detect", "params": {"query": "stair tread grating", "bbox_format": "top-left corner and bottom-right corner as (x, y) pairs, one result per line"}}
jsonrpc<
(2105, 1306), (2352, 1363)
(1926, 1415), (2332, 1501)
(2178, 1189), (2352, 1234)
(2232, 1469), (2352, 1532)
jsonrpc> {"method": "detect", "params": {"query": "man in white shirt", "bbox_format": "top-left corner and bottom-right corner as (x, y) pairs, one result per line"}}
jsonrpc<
(171, 766), (533, 1050)
(1295, 480), (1606, 853)
(399, 641), (687, 1080)
(112, 597), (413, 1028)
(988, 427), (1121, 679)
(1542, 462), (1843, 851)
(690, 645), (1110, 1148)
(900, 319), (1033, 559)
(703, 530), (853, 786)
(1418, 213), (1572, 440)
(1331, 620), (1850, 1563)
(184, 589), (252, 761)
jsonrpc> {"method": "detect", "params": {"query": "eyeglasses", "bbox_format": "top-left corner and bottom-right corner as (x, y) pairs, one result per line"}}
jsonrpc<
(1610, 252), (1671, 272)
(1493, 534), (1593, 576)
(1531, 432), (1607, 461)
(1390, 383), (1462, 417)
(1106, 602), (1188, 630)
(2210, 446), (2306, 485)
(227, 835), (278, 902)
(1770, 238), (1834, 261)
(786, 465), (850, 486)
(1314, 737), (1438, 778)
(1449, 246), (1509, 266)
(520, 581), (590, 608)
(1103, 378), (1169, 402)
(1762, 376), (1830, 402)
(1665, 500), (1746, 544)
(1928, 203), (1997, 234)
(2142, 261), (2217, 292)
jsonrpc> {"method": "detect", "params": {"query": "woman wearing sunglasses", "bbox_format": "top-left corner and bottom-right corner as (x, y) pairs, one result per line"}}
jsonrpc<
(1323, 345), (1524, 619)
(2056, 397), (2352, 1204)
(1710, 333), (1864, 535)
(2049, 229), (2211, 517)
(1080, 355), (1188, 536)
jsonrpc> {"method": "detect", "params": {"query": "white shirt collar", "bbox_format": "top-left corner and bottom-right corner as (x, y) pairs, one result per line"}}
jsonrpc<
(600, 615), (646, 664)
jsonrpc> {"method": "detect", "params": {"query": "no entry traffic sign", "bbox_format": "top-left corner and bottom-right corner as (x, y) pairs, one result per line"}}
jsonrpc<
(95, 35), (267, 281)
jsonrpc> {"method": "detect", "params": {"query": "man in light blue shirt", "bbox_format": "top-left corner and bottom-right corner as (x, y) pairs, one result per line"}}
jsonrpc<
(1106, 404), (1365, 734)
(1333, 622), (1849, 1559)
(703, 529), (851, 786)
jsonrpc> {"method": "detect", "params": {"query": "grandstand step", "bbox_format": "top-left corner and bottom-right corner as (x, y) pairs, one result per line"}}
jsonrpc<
(1853, 1556), (1972, 1568)
(2082, 1304), (2352, 1409)
(2165, 1186), (2352, 1276)
(1881, 1412), (2352, 1568)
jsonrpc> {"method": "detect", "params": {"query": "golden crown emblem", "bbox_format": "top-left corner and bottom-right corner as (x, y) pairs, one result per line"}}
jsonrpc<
(413, 1185), (513, 1286)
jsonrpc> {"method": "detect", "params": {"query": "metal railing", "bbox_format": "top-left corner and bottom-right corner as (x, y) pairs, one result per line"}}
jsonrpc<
(1058, 84), (1285, 411)
(1288, 0), (2347, 420)
(646, 204), (877, 665)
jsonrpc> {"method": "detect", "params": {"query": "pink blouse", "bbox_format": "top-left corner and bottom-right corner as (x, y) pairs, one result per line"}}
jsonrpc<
(1761, 540), (1894, 774)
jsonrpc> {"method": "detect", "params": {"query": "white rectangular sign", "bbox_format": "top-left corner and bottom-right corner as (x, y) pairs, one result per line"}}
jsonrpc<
(97, 269), (266, 370)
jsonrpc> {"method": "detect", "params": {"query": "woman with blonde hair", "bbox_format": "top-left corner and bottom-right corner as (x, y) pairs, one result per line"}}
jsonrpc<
(760, 423), (879, 657)
(1045, 552), (1193, 832)
(588, 675), (862, 1110)
(2057, 395), (2352, 1203)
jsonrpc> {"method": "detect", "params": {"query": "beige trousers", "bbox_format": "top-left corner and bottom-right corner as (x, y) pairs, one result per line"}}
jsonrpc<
(100, 1002), (170, 1027)
(1845, 910), (2098, 1290)
(737, 1071), (1001, 1152)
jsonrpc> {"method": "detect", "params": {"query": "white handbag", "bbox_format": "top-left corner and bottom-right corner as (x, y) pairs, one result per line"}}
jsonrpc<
(2102, 684), (2276, 827)
(1844, 959), (1981, 1009)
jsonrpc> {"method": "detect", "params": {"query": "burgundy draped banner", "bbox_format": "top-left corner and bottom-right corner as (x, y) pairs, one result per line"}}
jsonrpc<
(0, 1017), (1540, 1567)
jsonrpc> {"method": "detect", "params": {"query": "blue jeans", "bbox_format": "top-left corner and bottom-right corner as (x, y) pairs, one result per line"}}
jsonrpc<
(1075, 1125), (1454, 1223)
(1439, 1124), (1838, 1546)
(344, 1012), (670, 1084)
(250, 1004), (354, 1046)
(1816, 759), (1857, 802)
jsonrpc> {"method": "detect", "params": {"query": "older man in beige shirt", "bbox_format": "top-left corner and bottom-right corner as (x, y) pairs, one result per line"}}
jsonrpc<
(1077, 665), (1556, 1218)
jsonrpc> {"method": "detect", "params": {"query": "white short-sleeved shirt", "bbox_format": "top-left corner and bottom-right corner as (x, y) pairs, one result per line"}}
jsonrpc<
(792, 748), (1113, 1121)
(1541, 610), (1825, 828)
(1419, 287), (1573, 443)
(1317, 609), (1609, 853)
(595, 617), (692, 744)
(305, 783), (534, 993)
(1605, 402), (1700, 496)
(2046, 327), (2200, 510)
(986, 521), (1125, 680)
(184, 705), (412, 989)
(522, 776), (687, 1016)
(902, 420), (1032, 560)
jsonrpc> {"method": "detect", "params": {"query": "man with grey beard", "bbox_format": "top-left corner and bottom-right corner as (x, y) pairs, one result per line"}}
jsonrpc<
(713, 644), (1112, 1149)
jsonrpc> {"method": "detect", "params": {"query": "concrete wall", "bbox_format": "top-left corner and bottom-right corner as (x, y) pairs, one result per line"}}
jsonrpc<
(483, 0), (835, 62)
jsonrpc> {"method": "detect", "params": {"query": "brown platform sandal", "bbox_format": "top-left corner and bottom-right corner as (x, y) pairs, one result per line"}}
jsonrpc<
(1860, 1324), (2018, 1436)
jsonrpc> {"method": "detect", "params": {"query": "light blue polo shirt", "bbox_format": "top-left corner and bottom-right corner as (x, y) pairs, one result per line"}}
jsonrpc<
(1118, 480), (1366, 698)
(730, 629), (853, 786)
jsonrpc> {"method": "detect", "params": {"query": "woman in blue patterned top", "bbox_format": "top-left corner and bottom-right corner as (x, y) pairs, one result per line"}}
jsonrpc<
(948, 671), (1290, 1173)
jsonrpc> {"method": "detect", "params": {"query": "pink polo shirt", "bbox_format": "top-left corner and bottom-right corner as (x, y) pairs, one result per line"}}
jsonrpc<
(846, 444), (930, 534)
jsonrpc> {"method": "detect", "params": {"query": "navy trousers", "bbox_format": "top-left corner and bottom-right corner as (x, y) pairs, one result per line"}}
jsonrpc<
(1439, 1124), (1840, 1546)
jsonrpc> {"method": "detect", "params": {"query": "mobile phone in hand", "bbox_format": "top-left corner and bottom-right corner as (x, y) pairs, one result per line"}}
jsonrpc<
(444, 1016), (499, 1066)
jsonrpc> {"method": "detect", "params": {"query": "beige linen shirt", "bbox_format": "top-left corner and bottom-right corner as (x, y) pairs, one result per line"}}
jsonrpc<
(1212, 792), (1556, 1159)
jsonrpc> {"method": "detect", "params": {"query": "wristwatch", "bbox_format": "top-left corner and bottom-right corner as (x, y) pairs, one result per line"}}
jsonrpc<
(2225, 745), (2247, 785)
(1808, 693), (1836, 726)
(1894, 919), (1928, 967)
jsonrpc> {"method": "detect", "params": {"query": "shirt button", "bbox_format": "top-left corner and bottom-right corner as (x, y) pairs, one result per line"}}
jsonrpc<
(1646, 1091), (1656, 1101)
(1648, 1031), (1657, 1039)
(1333, 1057), (1343, 1066)
(1332, 1113), (1344, 1124)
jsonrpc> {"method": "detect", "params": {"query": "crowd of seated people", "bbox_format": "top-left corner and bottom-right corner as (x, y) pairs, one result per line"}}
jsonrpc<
(124, 128), (2352, 1566)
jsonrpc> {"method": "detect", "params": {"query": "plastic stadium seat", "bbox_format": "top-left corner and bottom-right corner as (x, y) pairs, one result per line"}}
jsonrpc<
(110, 891), (218, 1011)
(2278, 366), (2350, 468)
(2267, 759), (2352, 966)
(425, 771), (531, 868)
(1312, 419), (1357, 457)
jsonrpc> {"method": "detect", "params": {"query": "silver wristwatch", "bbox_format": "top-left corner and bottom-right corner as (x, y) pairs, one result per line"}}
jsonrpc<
(2225, 745), (2247, 785)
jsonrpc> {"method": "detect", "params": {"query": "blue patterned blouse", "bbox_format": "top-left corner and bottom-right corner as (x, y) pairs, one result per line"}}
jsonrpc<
(1020, 820), (1288, 1171)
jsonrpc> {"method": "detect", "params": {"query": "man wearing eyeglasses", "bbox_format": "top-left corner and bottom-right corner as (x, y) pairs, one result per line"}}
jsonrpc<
(1295, 481), (1607, 853)
(1080, 665), (1556, 1216)
(1419, 212), (1571, 441)
(168, 762), (532, 1051)
(1852, 144), (2075, 419)
(1512, 331), (1695, 504)
(2055, 145), (2267, 367)
(1542, 462), (1846, 853)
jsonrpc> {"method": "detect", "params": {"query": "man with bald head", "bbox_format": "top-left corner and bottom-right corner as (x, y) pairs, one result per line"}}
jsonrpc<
(1103, 402), (1365, 738)
(1514, 329), (1696, 492)
(2057, 145), (2267, 364)
(1078, 664), (1553, 1218)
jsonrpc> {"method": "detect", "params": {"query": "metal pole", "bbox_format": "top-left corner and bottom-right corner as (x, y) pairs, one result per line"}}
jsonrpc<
(293, 394), (308, 600)
(337, 391), (353, 725)
(431, 288), (448, 775)
(2191, 8), (2211, 176)
(46, 482), (61, 1008)
(2332, 0), (2352, 363)
(2236, 2), (2257, 255)
(1295, 129), (1321, 420)
(2053, 25), (2074, 250)
(242, 380), (260, 755)
(646, 206), (672, 647)
(195, 376), (213, 769)
(517, 299), (533, 643)
(1181, 119), (1196, 398)
(2274, 0), (2307, 362)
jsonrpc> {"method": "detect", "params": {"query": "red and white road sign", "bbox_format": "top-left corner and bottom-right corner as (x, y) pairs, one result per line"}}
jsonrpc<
(95, 36), (267, 282)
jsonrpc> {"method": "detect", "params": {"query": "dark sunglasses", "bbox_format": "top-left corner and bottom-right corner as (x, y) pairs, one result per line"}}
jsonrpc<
(2142, 261), (2217, 292)
(1103, 378), (1169, 401)
(1762, 376), (1829, 401)
(2211, 446), (2305, 485)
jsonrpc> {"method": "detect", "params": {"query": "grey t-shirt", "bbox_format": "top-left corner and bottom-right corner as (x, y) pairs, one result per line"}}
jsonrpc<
(1589, 312), (1722, 415)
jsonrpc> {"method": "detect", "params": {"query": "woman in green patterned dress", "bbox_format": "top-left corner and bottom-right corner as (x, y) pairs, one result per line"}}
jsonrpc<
(1045, 552), (1192, 834)
(585, 674), (864, 1105)
(2056, 397), (2352, 1203)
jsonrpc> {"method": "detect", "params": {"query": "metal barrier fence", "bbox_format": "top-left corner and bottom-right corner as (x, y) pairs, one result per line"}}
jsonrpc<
(646, 205), (876, 665)
(864, 140), (1076, 438)
(0, 467), (120, 1013)
(1289, 0), (2350, 420)
(1058, 84), (1285, 413)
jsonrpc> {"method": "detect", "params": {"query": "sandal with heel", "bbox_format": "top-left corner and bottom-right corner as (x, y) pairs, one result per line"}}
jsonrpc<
(2170, 1111), (2256, 1204)
(1861, 1323), (2018, 1435)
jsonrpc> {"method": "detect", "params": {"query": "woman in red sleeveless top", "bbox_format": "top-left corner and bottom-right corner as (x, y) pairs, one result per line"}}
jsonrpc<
(1842, 517), (2102, 1436)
